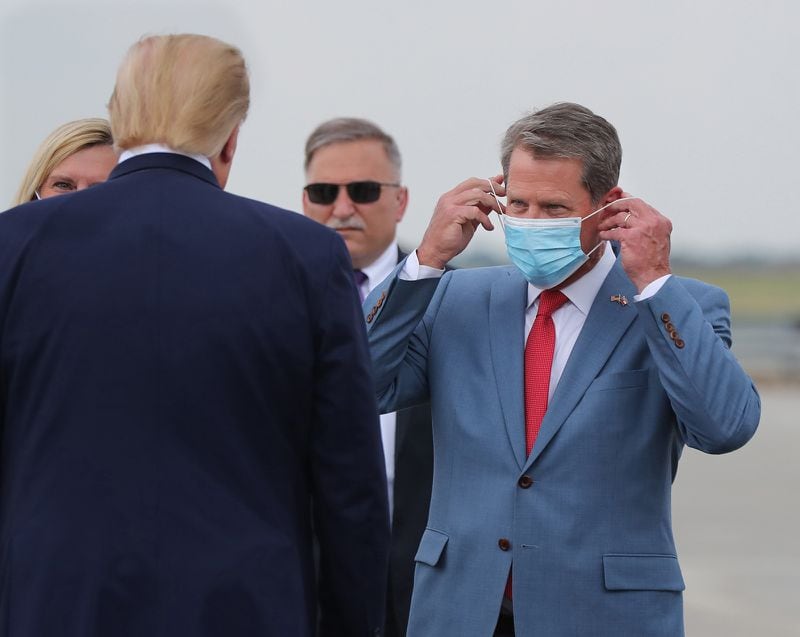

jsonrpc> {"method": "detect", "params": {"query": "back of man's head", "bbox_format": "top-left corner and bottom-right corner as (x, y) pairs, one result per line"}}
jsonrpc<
(109, 34), (249, 158)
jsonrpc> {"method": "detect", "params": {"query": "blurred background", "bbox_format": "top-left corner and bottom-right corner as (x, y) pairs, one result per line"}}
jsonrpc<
(1, 0), (797, 633)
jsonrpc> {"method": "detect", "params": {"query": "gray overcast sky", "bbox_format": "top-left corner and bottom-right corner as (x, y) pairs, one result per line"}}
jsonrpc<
(2, 0), (798, 262)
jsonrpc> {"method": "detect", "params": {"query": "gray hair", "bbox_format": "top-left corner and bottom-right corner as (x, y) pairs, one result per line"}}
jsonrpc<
(304, 117), (402, 179)
(500, 102), (621, 204)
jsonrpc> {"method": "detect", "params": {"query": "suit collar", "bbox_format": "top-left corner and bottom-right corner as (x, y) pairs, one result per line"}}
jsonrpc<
(119, 144), (212, 170)
(523, 260), (638, 469)
(110, 152), (220, 188)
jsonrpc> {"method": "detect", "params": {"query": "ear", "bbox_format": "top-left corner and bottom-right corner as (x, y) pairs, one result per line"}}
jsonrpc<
(394, 186), (409, 223)
(599, 186), (624, 206)
(220, 124), (240, 164)
(210, 124), (240, 189)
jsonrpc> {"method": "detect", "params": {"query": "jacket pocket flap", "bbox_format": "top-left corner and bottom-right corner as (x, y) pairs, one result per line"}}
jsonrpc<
(414, 528), (449, 566)
(603, 554), (685, 591)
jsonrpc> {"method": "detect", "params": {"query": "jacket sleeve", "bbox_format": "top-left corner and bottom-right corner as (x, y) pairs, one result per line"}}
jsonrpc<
(638, 276), (761, 453)
(363, 261), (451, 415)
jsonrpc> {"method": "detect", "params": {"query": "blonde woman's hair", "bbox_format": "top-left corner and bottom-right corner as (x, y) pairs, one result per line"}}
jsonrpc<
(109, 34), (249, 158)
(14, 118), (113, 206)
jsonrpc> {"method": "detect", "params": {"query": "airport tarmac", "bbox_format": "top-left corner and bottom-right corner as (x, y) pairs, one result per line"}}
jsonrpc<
(674, 386), (799, 636)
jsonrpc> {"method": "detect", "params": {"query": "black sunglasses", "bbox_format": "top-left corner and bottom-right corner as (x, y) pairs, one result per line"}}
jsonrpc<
(304, 181), (400, 205)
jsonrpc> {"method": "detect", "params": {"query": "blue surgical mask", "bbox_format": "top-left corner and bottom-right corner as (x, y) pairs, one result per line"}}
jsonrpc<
(487, 180), (632, 289)
(502, 214), (602, 289)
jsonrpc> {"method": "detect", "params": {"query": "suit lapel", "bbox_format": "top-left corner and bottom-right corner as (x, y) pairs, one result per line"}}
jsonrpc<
(489, 268), (529, 470)
(524, 262), (638, 469)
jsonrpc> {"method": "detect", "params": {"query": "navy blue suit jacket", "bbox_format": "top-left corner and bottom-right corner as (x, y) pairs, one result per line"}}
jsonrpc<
(0, 153), (389, 636)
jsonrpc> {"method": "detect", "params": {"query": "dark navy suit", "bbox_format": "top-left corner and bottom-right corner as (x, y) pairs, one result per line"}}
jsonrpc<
(0, 153), (389, 636)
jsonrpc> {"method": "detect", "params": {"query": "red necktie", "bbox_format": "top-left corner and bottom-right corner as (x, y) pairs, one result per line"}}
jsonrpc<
(524, 289), (568, 455)
(506, 289), (568, 601)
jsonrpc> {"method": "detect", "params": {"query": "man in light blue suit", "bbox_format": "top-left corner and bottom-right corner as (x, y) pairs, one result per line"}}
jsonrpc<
(363, 102), (760, 636)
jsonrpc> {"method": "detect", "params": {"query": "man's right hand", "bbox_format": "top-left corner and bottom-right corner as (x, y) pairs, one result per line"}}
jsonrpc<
(416, 175), (505, 269)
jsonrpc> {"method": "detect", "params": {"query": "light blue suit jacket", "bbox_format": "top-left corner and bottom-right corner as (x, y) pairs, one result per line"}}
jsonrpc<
(364, 258), (760, 637)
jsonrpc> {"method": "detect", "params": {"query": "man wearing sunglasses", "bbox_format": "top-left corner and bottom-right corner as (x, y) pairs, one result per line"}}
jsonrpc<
(363, 103), (760, 636)
(303, 118), (434, 637)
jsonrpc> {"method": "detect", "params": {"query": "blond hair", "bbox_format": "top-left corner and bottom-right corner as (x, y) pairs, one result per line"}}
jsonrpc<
(109, 34), (249, 158)
(14, 118), (113, 206)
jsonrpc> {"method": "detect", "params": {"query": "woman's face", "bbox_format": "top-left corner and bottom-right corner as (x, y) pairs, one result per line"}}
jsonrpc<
(38, 144), (117, 199)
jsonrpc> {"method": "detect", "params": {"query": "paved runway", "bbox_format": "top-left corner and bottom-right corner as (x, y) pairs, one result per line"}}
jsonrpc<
(673, 386), (799, 636)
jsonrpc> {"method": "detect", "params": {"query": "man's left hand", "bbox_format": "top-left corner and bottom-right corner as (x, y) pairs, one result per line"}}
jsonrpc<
(597, 193), (672, 292)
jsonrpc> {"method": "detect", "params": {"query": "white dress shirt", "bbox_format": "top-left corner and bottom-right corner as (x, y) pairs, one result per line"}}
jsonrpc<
(119, 143), (212, 170)
(525, 245), (616, 399)
(360, 242), (401, 519)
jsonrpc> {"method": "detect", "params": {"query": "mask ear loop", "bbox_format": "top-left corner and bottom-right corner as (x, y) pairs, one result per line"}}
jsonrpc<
(33, 190), (41, 201)
(582, 195), (637, 222)
(582, 195), (638, 256)
(486, 179), (506, 231)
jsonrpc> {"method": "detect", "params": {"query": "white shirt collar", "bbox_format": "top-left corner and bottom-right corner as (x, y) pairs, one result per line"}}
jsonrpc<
(527, 242), (616, 315)
(118, 143), (212, 170)
(361, 242), (399, 294)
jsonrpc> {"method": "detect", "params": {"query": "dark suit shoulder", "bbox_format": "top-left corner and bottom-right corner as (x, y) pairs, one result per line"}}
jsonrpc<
(0, 191), (73, 232)
(226, 193), (336, 241)
(224, 194), (350, 274)
(0, 196), (79, 271)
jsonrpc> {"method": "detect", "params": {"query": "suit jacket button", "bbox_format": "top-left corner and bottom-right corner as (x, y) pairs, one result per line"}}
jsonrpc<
(661, 313), (671, 323)
(675, 338), (685, 349)
(498, 538), (511, 551)
(518, 475), (533, 489)
(665, 321), (675, 332)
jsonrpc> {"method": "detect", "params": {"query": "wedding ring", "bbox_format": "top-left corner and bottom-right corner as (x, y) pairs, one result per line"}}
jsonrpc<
(623, 212), (632, 227)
